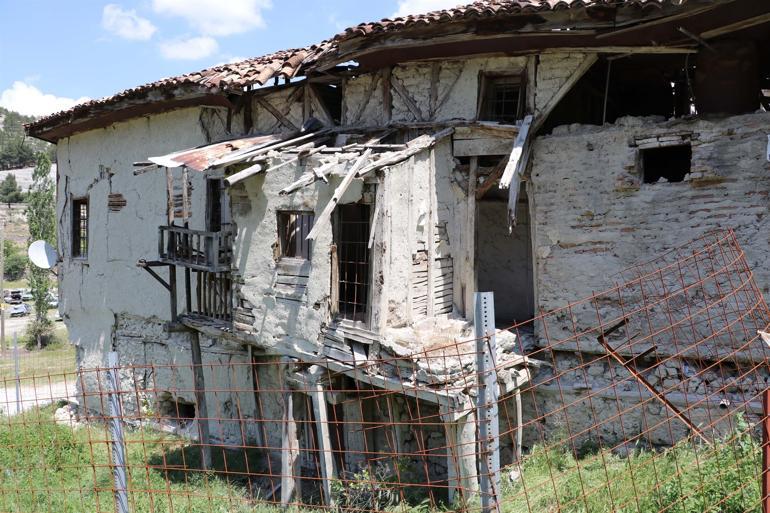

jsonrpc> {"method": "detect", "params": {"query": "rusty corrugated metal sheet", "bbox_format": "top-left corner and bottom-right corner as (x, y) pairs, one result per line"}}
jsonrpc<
(148, 134), (282, 172)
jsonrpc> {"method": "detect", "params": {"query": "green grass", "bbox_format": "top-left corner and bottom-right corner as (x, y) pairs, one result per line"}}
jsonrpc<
(0, 327), (74, 381)
(2, 278), (27, 290)
(0, 406), (761, 513)
(499, 417), (761, 513)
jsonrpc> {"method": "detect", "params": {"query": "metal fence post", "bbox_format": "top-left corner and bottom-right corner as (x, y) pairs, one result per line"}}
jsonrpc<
(763, 388), (770, 513)
(13, 333), (20, 414)
(106, 351), (130, 513)
(474, 292), (501, 513)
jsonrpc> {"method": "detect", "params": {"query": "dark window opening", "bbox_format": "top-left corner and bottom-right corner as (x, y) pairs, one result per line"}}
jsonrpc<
(72, 197), (88, 258)
(278, 211), (314, 260)
(479, 75), (525, 124)
(158, 394), (196, 425)
(641, 145), (691, 184)
(206, 178), (230, 232)
(336, 204), (371, 324)
(313, 84), (343, 125)
(542, 55), (694, 134)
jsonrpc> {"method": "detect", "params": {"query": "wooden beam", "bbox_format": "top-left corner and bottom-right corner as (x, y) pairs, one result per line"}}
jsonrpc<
(475, 157), (506, 200)
(306, 149), (372, 240)
(499, 114), (532, 189)
(351, 73), (380, 125)
(280, 381), (301, 506)
(256, 96), (299, 131)
(355, 127), (454, 177)
(700, 12), (770, 39)
(190, 331), (212, 470)
(532, 53), (598, 134)
(307, 367), (336, 507)
(454, 137), (515, 157)
(390, 73), (424, 121)
(308, 84), (335, 126)
(429, 62), (440, 118)
(381, 67), (393, 124)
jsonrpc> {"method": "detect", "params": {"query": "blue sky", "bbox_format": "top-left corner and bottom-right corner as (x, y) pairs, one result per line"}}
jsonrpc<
(0, 0), (459, 117)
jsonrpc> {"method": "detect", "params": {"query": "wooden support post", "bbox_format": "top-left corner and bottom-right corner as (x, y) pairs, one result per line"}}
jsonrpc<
(190, 331), (211, 470)
(308, 367), (336, 507)
(169, 265), (178, 322)
(281, 364), (301, 506)
(342, 397), (366, 473)
(441, 406), (479, 507)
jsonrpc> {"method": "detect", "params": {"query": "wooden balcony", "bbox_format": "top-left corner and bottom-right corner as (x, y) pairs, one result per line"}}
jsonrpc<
(158, 225), (233, 272)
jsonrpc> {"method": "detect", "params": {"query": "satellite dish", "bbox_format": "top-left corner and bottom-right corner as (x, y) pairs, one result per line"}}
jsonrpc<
(28, 240), (59, 270)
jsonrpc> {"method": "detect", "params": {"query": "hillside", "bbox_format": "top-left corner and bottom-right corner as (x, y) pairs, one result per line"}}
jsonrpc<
(0, 107), (54, 170)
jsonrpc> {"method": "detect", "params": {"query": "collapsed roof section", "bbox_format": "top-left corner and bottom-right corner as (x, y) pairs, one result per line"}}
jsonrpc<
(26, 0), (768, 143)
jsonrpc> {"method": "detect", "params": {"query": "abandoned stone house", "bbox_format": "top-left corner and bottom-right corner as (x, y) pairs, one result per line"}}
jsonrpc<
(25, 0), (770, 504)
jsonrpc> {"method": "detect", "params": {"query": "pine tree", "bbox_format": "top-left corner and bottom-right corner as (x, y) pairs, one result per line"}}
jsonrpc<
(0, 173), (24, 207)
(26, 153), (56, 349)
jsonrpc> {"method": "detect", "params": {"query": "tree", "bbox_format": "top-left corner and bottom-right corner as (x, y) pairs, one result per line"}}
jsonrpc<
(0, 174), (24, 206)
(3, 240), (27, 281)
(26, 153), (56, 349)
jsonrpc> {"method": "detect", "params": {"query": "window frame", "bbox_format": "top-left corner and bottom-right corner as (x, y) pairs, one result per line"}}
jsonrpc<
(478, 72), (527, 124)
(277, 210), (315, 261)
(71, 196), (89, 259)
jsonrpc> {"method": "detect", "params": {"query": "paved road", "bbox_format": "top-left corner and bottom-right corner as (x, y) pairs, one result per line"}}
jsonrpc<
(0, 378), (76, 415)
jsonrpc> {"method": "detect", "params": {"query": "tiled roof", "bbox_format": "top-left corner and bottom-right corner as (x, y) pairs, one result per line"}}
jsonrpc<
(336, 0), (685, 40)
(26, 46), (324, 137)
(26, 0), (688, 139)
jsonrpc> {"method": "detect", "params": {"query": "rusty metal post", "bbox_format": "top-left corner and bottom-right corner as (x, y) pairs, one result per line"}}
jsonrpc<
(762, 388), (770, 513)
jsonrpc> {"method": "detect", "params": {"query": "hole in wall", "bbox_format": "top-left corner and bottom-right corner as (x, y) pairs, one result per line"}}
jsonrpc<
(158, 393), (196, 425)
(640, 145), (692, 184)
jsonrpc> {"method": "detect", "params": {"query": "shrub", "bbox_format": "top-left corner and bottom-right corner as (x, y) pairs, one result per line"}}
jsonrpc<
(23, 318), (61, 350)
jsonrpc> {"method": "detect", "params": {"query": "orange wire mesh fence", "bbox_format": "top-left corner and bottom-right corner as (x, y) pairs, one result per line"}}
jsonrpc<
(0, 228), (769, 513)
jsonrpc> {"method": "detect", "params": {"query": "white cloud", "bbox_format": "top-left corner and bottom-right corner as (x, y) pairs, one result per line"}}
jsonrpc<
(159, 36), (219, 60)
(0, 82), (90, 117)
(102, 4), (158, 41)
(152, 0), (272, 37)
(392, 0), (461, 17)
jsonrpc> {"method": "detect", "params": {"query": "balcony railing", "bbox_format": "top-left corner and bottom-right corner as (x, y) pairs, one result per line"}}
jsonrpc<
(158, 226), (233, 272)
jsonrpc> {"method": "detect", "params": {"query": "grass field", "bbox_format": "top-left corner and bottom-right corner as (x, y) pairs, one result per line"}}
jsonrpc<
(0, 326), (73, 381)
(0, 405), (761, 513)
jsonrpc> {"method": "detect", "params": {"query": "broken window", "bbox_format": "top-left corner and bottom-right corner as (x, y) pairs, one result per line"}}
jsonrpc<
(479, 75), (525, 124)
(278, 211), (314, 260)
(640, 145), (691, 184)
(335, 204), (371, 324)
(72, 197), (88, 258)
(206, 178), (230, 232)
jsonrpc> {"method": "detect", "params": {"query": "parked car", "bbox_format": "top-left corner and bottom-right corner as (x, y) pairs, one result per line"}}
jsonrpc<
(8, 303), (31, 317)
(47, 293), (59, 309)
(5, 290), (22, 305)
(21, 290), (33, 302)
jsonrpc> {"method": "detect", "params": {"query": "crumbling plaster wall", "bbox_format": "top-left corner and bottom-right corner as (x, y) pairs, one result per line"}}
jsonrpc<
(229, 155), (364, 346)
(534, 53), (590, 113)
(344, 56), (530, 126)
(527, 111), (770, 446)
(56, 107), (259, 427)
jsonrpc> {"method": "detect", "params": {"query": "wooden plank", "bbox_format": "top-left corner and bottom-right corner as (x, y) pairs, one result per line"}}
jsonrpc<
(275, 275), (310, 286)
(330, 244), (339, 316)
(280, 385), (301, 505)
(475, 157), (506, 199)
(499, 115), (532, 189)
(701, 13), (770, 39)
(355, 127), (454, 177)
(306, 150), (372, 241)
(453, 137), (514, 157)
(190, 331), (211, 470)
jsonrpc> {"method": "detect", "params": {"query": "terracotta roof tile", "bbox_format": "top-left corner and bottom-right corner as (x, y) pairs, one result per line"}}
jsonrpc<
(335, 0), (683, 40)
(26, 0), (687, 139)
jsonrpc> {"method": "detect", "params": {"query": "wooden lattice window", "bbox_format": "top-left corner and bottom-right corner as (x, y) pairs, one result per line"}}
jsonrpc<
(278, 211), (314, 260)
(72, 197), (89, 258)
(479, 75), (525, 124)
(336, 204), (371, 324)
